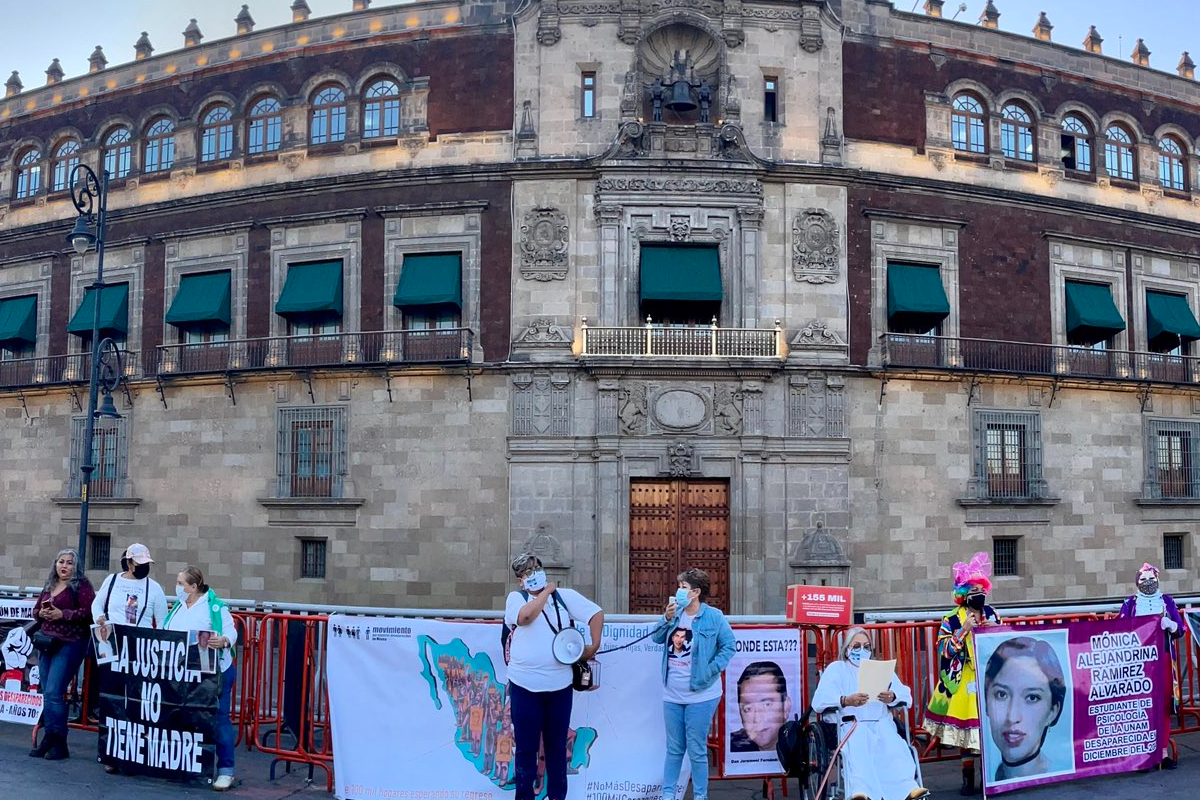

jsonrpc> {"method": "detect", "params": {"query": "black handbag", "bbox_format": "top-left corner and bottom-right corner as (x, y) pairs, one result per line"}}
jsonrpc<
(31, 631), (62, 658)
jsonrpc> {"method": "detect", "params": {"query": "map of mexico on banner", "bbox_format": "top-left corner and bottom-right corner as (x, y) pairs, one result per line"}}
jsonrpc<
(0, 600), (43, 726)
(97, 625), (219, 779)
(327, 615), (667, 800)
(722, 626), (801, 778)
(975, 616), (1169, 795)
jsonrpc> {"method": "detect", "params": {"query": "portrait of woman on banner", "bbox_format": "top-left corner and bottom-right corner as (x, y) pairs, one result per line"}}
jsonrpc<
(979, 633), (1074, 784)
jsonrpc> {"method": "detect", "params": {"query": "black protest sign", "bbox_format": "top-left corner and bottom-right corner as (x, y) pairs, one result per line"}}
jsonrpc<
(97, 625), (218, 779)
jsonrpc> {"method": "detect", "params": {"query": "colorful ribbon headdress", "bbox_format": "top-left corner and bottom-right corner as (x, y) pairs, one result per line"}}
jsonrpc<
(952, 551), (993, 605)
(1137, 562), (1159, 581)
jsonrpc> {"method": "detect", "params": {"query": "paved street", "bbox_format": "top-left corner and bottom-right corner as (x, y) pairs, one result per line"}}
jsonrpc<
(1, 723), (1197, 799)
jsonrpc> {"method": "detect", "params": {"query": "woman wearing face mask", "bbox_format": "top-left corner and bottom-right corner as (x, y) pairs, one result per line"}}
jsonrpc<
(924, 552), (1000, 796)
(90, 543), (169, 634)
(28, 548), (96, 760)
(164, 565), (239, 791)
(1117, 563), (1184, 769)
(651, 568), (735, 800)
(812, 628), (928, 800)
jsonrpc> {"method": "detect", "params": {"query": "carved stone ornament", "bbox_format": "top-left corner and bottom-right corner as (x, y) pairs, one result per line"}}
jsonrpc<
(538, 0), (562, 45)
(788, 320), (846, 350)
(520, 522), (565, 566)
(595, 177), (763, 196)
(792, 209), (840, 283)
(790, 521), (851, 568)
(668, 216), (692, 241)
(666, 440), (696, 477)
(512, 372), (572, 436)
(618, 382), (648, 435)
(513, 318), (573, 346)
(712, 384), (743, 436)
(519, 208), (569, 281)
(800, 3), (824, 53)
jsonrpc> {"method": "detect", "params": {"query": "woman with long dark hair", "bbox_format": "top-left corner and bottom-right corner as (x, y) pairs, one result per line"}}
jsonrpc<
(28, 548), (95, 760)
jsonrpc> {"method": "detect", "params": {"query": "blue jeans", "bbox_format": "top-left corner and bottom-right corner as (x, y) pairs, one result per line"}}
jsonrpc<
(662, 698), (719, 800)
(39, 638), (87, 738)
(216, 664), (236, 775)
(509, 682), (573, 800)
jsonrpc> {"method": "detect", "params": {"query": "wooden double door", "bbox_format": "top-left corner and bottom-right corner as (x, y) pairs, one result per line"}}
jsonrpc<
(628, 479), (730, 613)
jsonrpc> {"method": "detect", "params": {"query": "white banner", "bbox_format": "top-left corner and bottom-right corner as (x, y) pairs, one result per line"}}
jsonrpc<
(327, 615), (668, 800)
(1, 600), (42, 726)
(722, 626), (801, 777)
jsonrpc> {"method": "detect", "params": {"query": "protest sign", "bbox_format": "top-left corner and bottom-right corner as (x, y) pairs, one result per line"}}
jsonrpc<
(96, 625), (219, 779)
(975, 615), (1169, 795)
(0, 599), (42, 726)
(722, 626), (801, 778)
(786, 585), (853, 626)
(327, 615), (666, 800)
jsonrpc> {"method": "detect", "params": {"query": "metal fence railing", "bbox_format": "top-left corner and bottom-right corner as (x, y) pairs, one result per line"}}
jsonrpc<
(581, 318), (786, 359)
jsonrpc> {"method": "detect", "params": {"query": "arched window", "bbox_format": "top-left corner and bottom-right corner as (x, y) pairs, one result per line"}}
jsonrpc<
(14, 148), (41, 199)
(1060, 115), (1092, 173)
(363, 78), (401, 139)
(1159, 136), (1188, 192)
(1000, 103), (1035, 162)
(103, 127), (133, 179)
(200, 105), (235, 162)
(310, 85), (347, 145)
(51, 140), (80, 192)
(1104, 124), (1136, 181)
(247, 96), (282, 155)
(143, 118), (176, 173)
(951, 93), (987, 154)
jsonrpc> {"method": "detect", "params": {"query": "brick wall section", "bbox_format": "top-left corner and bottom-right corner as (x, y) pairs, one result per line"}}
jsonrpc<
(844, 40), (1200, 151)
(246, 226), (273, 339)
(359, 212), (385, 333)
(141, 240), (166, 355)
(847, 186), (1200, 365)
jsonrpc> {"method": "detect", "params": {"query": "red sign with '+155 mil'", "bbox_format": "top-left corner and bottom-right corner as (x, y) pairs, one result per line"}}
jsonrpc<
(785, 585), (854, 626)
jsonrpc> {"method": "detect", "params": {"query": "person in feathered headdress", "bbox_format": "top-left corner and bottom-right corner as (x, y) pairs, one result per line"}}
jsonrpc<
(1117, 562), (1184, 770)
(924, 552), (1001, 796)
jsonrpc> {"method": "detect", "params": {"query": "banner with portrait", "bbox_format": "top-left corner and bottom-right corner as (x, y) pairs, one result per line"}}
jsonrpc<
(327, 615), (667, 800)
(96, 625), (219, 780)
(0, 599), (42, 726)
(721, 626), (801, 778)
(975, 616), (1169, 795)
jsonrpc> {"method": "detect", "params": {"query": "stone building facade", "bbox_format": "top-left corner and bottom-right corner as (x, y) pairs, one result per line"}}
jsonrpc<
(1, 0), (1199, 612)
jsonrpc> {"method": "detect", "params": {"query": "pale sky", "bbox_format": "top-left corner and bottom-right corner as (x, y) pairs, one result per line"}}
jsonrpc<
(0, 1), (1194, 90)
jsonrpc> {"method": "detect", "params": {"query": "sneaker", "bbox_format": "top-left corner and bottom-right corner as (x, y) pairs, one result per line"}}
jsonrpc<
(1162, 757), (1178, 771)
(213, 775), (235, 791)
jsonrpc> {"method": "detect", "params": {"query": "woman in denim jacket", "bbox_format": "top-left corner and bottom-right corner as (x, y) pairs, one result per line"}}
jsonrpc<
(651, 568), (736, 800)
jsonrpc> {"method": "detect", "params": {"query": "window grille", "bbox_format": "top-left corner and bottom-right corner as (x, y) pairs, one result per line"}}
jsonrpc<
(276, 406), (347, 498)
(69, 416), (129, 499)
(300, 539), (327, 579)
(969, 410), (1045, 500)
(1164, 533), (1186, 571)
(1144, 419), (1200, 499)
(993, 537), (1019, 576)
(88, 534), (111, 571)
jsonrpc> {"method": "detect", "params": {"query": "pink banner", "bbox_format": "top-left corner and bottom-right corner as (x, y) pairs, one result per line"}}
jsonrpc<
(974, 616), (1169, 795)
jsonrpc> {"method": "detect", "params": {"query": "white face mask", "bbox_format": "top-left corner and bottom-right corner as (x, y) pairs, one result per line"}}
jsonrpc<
(523, 570), (547, 592)
(848, 648), (871, 666)
(175, 585), (189, 603)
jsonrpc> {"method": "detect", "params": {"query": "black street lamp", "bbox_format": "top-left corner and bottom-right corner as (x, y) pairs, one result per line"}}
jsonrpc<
(65, 165), (123, 571)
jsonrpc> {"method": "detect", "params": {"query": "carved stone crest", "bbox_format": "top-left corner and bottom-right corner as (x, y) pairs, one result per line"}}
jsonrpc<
(512, 372), (571, 436)
(514, 318), (573, 346)
(713, 384), (743, 436)
(618, 382), (647, 435)
(519, 208), (569, 281)
(668, 215), (692, 241)
(789, 320), (846, 349)
(790, 520), (851, 568)
(666, 440), (695, 477)
(520, 522), (565, 566)
(792, 209), (840, 283)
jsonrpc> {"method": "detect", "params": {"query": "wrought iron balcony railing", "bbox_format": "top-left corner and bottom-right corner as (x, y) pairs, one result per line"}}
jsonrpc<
(881, 333), (1200, 385)
(153, 329), (473, 376)
(579, 318), (786, 359)
(0, 351), (141, 390)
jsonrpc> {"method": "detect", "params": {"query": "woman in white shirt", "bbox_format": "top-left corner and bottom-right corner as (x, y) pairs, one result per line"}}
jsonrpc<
(90, 543), (169, 631)
(811, 628), (928, 800)
(164, 565), (239, 792)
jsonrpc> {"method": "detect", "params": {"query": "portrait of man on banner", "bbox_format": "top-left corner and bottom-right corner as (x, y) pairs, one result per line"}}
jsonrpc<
(977, 631), (1074, 785)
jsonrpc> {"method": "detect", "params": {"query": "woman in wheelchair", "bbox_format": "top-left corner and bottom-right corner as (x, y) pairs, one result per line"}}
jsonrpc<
(812, 628), (929, 800)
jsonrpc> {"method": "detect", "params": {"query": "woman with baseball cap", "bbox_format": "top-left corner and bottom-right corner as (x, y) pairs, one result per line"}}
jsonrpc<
(90, 543), (169, 631)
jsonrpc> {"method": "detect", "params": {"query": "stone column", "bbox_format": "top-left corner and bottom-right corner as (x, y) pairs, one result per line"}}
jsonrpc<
(737, 206), (763, 327)
(595, 204), (623, 325)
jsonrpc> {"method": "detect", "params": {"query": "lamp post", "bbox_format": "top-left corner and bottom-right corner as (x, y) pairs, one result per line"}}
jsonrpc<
(65, 165), (123, 571)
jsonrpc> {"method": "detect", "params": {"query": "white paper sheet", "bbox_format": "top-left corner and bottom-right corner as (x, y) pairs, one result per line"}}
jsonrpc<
(856, 658), (897, 697)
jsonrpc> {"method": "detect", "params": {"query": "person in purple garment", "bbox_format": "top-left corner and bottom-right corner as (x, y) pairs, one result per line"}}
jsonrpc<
(1117, 562), (1184, 770)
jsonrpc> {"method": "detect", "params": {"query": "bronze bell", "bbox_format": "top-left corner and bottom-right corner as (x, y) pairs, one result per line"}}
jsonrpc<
(663, 80), (698, 113)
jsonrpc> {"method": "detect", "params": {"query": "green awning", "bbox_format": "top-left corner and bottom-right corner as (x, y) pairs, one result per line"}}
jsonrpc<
(393, 253), (462, 308)
(0, 295), (37, 346)
(1065, 280), (1125, 344)
(1147, 290), (1200, 348)
(639, 245), (722, 302)
(886, 263), (950, 330)
(274, 261), (343, 318)
(67, 284), (128, 337)
(165, 271), (231, 328)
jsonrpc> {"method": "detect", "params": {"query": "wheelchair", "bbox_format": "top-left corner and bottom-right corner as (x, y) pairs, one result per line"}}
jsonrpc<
(799, 703), (924, 800)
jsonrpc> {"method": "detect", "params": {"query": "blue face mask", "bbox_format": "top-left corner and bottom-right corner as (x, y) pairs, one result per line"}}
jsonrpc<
(848, 648), (871, 667)
(523, 571), (547, 592)
(674, 588), (692, 607)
